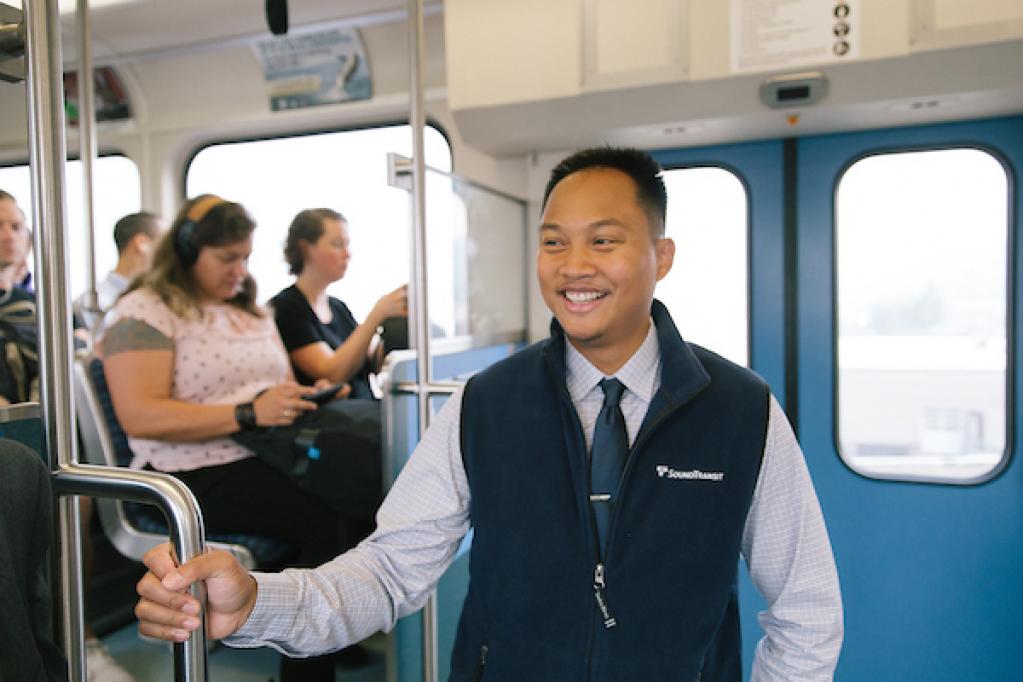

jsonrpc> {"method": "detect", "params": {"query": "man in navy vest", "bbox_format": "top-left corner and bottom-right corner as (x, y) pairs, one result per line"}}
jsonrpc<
(136, 147), (843, 680)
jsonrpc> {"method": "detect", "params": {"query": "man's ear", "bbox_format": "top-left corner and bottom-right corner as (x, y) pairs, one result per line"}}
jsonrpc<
(654, 237), (675, 281)
(133, 233), (154, 255)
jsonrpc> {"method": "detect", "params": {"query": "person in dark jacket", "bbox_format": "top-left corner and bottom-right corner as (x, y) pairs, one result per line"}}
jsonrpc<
(133, 147), (843, 681)
(0, 438), (67, 682)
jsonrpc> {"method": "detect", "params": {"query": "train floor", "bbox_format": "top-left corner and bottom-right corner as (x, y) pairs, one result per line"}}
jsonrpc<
(99, 624), (388, 681)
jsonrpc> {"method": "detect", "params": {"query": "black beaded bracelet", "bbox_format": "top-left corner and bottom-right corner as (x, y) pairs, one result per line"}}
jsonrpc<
(234, 401), (257, 430)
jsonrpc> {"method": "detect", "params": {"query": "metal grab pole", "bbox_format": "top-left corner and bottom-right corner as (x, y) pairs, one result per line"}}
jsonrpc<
(405, 0), (437, 680)
(77, 0), (100, 331)
(22, 1), (207, 679)
(406, 3), (430, 426)
(22, 0), (86, 678)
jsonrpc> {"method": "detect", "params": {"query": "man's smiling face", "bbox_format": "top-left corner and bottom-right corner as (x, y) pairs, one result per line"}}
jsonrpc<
(537, 167), (674, 372)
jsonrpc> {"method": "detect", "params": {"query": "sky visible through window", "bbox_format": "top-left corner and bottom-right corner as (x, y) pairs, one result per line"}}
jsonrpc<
(836, 148), (1008, 481)
(187, 125), (452, 321)
(0, 156), (141, 299)
(657, 166), (748, 367)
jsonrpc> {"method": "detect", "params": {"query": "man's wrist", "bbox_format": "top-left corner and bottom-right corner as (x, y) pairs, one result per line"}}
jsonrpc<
(237, 573), (260, 631)
(225, 571), (298, 644)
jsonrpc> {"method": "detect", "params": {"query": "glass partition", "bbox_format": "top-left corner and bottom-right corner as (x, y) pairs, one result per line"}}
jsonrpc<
(425, 169), (527, 341)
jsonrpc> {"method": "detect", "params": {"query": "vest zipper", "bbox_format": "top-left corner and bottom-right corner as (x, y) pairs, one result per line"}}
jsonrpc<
(557, 378), (605, 667)
(544, 349), (626, 679)
(543, 338), (709, 680)
(473, 644), (488, 681)
(586, 406), (679, 679)
(593, 562), (617, 628)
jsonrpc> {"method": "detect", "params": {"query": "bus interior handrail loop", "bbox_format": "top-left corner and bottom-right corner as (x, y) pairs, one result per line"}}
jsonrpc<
(390, 381), (461, 396)
(51, 463), (211, 682)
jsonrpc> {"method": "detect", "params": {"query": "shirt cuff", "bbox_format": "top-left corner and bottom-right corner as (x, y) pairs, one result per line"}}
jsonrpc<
(223, 571), (300, 648)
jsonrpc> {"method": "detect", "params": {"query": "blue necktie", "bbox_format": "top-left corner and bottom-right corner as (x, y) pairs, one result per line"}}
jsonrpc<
(590, 378), (628, 557)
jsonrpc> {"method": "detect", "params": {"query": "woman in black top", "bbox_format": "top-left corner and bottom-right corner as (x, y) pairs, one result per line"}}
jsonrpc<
(270, 208), (406, 399)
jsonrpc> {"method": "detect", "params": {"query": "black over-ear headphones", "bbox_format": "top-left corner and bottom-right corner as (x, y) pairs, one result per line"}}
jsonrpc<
(175, 195), (226, 268)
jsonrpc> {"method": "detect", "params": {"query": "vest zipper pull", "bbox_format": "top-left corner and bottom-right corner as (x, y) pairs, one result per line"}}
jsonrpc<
(593, 563), (616, 628)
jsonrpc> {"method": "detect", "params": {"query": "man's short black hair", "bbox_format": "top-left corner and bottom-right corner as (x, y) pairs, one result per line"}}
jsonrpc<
(542, 146), (667, 237)
(113, 211), (159, 254)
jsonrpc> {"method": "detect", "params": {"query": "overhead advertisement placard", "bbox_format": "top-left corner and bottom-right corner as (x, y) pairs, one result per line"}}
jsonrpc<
(730, 0), (860, 74)
(64, 66), (132, 125)
(255, 27), (371, 112)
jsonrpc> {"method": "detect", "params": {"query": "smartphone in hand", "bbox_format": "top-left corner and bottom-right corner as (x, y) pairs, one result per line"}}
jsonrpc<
(307, 382), (345, 405)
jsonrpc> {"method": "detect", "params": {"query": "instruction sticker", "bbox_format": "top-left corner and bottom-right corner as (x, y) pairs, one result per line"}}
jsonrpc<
(730, 0), (860, 74)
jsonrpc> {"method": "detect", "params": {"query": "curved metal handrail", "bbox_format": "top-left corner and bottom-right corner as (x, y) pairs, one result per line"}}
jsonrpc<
(51, 463), (209, 682)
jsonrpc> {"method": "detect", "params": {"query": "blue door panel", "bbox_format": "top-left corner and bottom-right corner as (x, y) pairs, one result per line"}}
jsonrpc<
(797, 116), (1023, 680)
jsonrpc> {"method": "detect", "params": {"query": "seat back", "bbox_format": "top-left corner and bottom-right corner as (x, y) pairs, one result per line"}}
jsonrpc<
(73, 352), (293, 569)
(0, 402), (44, 461)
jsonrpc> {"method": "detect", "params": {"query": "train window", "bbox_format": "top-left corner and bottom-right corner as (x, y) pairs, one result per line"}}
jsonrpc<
(186, 125), (452, 323)
(835, 148), (1009, 483)
(0, 155), (141, 299)
(656, 167), (748, 366)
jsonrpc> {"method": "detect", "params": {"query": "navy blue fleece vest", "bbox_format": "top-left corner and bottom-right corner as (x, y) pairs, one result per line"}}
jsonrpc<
(449, 302), (770, 682)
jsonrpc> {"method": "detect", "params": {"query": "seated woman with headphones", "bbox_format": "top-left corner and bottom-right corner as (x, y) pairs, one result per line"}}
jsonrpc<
(100, 196), (346, 572)
(102, 196), (361, 677)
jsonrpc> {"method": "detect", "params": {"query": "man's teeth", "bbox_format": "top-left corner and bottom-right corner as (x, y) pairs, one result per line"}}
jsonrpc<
(565, 291), (604, 303)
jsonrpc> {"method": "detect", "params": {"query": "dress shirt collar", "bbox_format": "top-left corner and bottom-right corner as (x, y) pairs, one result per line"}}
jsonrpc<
(106, 271), (129, 288)
(565, 319), (660, 405)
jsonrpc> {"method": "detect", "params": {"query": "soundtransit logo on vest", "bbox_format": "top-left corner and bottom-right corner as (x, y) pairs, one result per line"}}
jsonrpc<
(655, 465), (725, 482)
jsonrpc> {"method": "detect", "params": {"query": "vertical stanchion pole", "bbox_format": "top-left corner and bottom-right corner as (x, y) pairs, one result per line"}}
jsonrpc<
(24, 1), (209, 679)
(406, 1), (437, 681)
(23, 0), (84, 677)
(77, 0), (99, 333)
